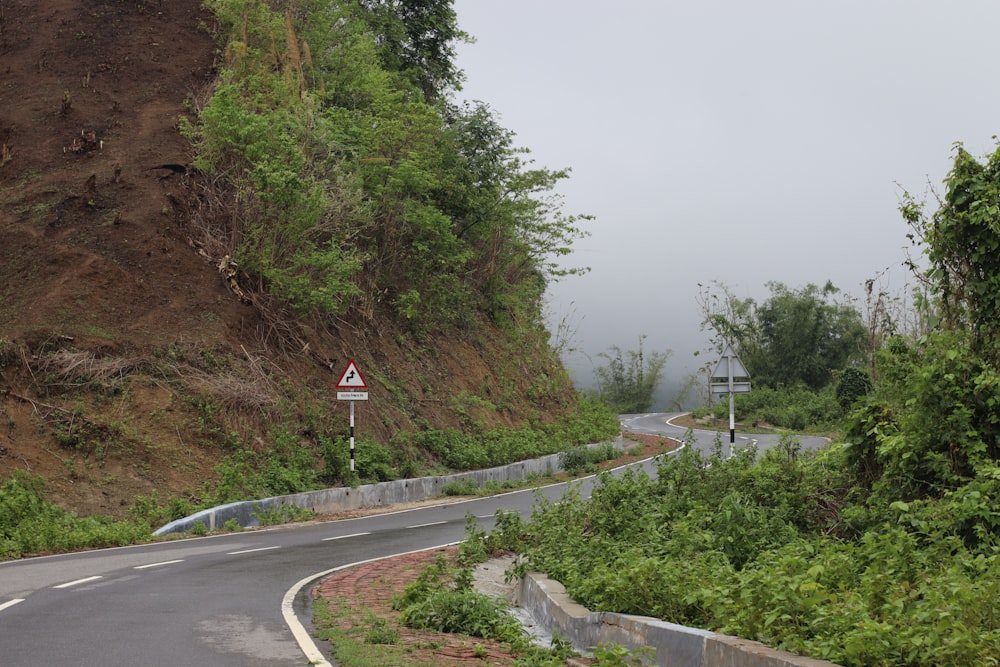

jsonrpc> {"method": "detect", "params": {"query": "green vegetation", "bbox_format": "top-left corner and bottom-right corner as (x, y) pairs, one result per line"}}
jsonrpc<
(0, 394), (617, 558)
(483, 437), (1000, 666)
(699, 280), (867, 392)
(558, 442), (623, 475)
(393, 396), (619, 473)
(469, 140), (1000, 667)
(592, 335), (670, 413)
(393, 553), (525, 644)
(693, 279), (870, 432)
(0, 470), (150, 559)
(185, 0), (589, 334)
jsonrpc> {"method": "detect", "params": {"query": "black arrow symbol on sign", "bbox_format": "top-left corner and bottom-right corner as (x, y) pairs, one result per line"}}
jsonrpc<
(346, 370), (355, 381)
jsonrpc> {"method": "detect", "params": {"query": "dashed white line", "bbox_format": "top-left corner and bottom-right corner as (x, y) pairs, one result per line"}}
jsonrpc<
(53, 576), (103, 589)
(322, 532), (370, 541)
(227, 546), (280, 555)
(407, 521), (447, 529)
(0, 599), (25, 612)
(133, 559), (184, 570)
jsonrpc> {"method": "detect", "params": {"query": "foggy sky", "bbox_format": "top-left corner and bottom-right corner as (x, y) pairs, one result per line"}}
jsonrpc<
(452, 1), (1000, 406)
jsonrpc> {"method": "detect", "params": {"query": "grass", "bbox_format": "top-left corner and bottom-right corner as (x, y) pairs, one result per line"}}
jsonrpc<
(312, 598), (444, 667)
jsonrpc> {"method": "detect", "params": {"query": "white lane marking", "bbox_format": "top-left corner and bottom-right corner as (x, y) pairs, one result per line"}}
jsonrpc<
(322, 532), (370, 541)
(475, 514), (493, 519)
(53, 576), (103, 589)
(407, 521), (447, 529)
(133, 559), (184, 570)
(0, 599), (25, 612)
(227, 546), (280, 555)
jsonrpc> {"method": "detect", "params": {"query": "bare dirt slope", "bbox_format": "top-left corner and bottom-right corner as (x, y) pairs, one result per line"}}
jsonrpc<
(0, 1), (577, 521)
(0, 0), (251, 517)
(1, 0), (244, 347)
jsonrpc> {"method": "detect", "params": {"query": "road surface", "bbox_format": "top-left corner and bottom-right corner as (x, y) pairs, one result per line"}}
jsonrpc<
(0, 414), (826, 665)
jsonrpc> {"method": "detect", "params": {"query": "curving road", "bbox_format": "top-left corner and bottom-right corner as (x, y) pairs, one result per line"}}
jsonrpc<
(0, 414), (827, 665)
(622, 412), (830, 457)
(0, 471), (619, 664)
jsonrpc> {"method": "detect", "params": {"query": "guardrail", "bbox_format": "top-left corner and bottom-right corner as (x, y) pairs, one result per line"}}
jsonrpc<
(153, 436), (623, 536)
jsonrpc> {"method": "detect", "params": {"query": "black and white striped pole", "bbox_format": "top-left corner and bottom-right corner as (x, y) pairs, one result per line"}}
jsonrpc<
(336, 359), (369, 474)
(710, 344), (751, 453)
(349, 400), (355, 472)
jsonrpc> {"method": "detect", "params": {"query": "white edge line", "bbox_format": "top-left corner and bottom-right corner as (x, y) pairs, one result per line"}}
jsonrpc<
(53, 575), (102, 589)
(134, 559), (184, 570)
(321, 532), (370, 541)
(279, 447), (678, 665)
(0, 598), (25, 612)
(227, 546), (281, 555)
(282, 542), (461, 667)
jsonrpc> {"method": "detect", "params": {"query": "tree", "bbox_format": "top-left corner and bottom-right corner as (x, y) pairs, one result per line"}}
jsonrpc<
(753, 281), (867, 390)
(871, 142), (1000, 497)
(593, 336), (670, 414)
(903, 143), (1000, 362)
(192, 1), (591, 336)
(698, 281), (866, 391)
(354, 0), (468, 100)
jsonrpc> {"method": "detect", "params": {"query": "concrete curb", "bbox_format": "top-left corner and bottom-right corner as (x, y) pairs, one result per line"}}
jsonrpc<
(514, 572), (837, 667)
(515, 572), (842, 667)
(153, 436), (623, 536)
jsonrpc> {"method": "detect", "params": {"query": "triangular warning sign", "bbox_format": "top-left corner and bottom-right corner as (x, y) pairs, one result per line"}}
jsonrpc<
(336, 359), (368, 389)
(711, 345), (750, 379)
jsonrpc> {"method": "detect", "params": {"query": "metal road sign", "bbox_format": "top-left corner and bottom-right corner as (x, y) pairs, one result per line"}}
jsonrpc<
(709, 343), (751, 445)
(710, 344), (751, 394)
(334, 359), (368, 473)
(336, 359), (368, 389)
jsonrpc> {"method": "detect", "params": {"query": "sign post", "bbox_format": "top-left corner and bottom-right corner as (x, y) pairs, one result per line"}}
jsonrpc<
(335, 359), (369, 473)
(710, 344), (751, 447)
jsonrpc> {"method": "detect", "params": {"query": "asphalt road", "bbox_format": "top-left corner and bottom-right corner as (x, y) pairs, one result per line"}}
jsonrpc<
(0, 413), (826, 665)
(622, 412), (830, 456)
(0, 471), (623, 664)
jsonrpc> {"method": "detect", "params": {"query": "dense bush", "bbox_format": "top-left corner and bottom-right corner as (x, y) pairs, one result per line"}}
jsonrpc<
(395, 395), (619, 472)
(0, 471), (150, 559)
(480, 434), (1000, 666)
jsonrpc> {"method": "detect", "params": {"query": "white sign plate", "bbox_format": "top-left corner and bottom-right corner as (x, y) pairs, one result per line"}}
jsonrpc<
(711, 382), (751, 394)
(337, 391), (369, 401)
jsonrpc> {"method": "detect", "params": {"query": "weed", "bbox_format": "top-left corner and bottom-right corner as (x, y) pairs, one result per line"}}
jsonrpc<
(591, 642), (656, 667)
(363, 616), (398, 645)
(441, 479), (479, 496)
(251, 502), (313, 526)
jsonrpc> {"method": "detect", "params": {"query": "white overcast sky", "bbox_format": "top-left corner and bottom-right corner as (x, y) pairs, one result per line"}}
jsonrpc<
(451, 1), (1000, 405)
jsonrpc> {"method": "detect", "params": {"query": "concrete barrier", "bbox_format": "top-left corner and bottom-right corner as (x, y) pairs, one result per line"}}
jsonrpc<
(515, 571), (842, 667)
(153, 436), (623, 536)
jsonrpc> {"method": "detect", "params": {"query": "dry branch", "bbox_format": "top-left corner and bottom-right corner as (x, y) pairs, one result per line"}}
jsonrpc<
(34, 350), (143, 386)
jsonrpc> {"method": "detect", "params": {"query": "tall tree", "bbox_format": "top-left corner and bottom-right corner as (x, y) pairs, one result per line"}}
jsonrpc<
(593, 336), (670, 414)
(753, 281), (867, 390)
(354, 0), (468, 100)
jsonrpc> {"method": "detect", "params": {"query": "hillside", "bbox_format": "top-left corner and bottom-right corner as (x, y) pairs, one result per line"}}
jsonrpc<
(0, 0), (593, 522)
